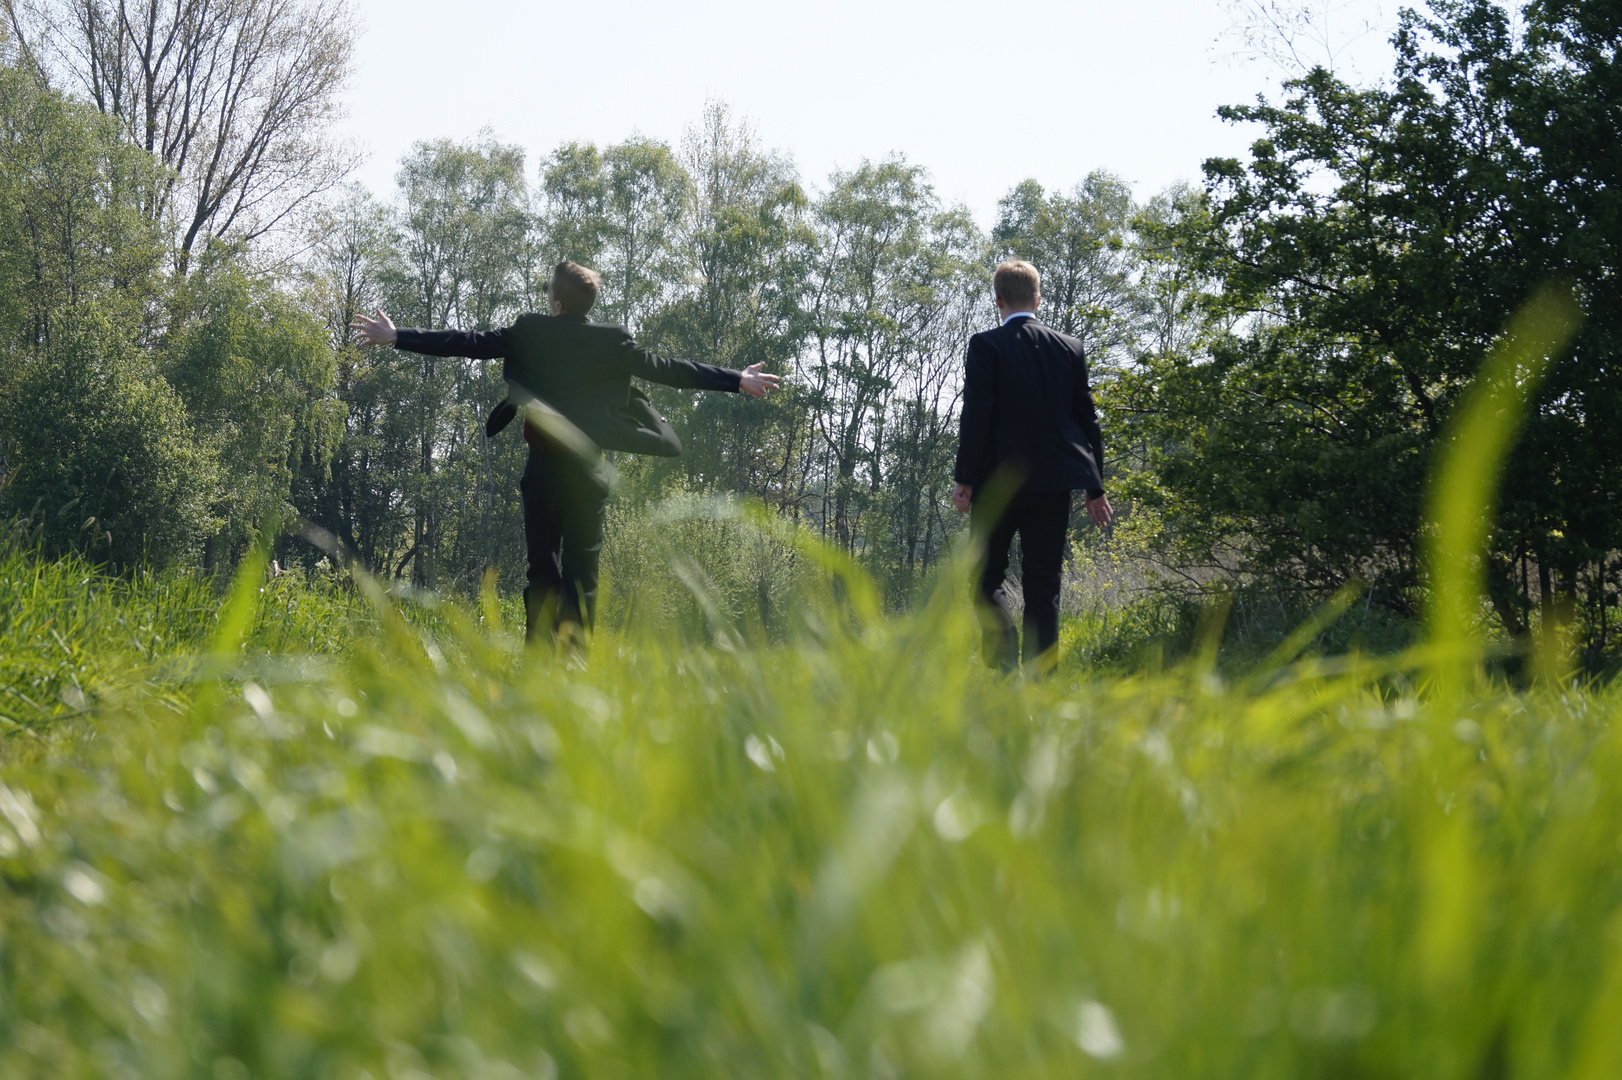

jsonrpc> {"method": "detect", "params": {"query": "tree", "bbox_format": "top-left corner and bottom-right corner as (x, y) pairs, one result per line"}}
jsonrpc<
(1218, 0), (1389, 79)
(536, 141), (607, 271)
(0, 55), (212, 567)
(992, 172), (1136, 364)
(163, 243), (340, 566)
(634, 102), (813, 507)
(1127, 184), (1221, 361)
(380, 135), (528, 587)
(866, 205), (984, 600)
(5, 0), (357, 268)
(293, 185), (404, 569)
(803, 158), (935, 554)
(599, 137), (688, 334)
(1127, 0), (1622, 659)
(0, 57), (163, 346)
(4, 310), (215, 566)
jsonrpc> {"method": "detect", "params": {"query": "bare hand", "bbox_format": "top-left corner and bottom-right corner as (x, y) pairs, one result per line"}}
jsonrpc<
(1087, 493), (1113, 529)
(951, 482), (972, 514)
(350, 308), (397, 348)
(739, 362), (780, 399)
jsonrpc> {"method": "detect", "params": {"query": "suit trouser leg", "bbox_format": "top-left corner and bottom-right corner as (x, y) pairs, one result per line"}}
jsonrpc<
(971, 496), (1022, 672)
(555, 456), (605, 631)
(521, 449), (608, 642)
(1016, 490), (1072, 666)
(521, 452), (563, 642)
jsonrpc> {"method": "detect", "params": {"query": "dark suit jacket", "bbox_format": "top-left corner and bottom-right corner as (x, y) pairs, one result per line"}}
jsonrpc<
(952, 315), (1105, 497)
(394, 314), (742, 455)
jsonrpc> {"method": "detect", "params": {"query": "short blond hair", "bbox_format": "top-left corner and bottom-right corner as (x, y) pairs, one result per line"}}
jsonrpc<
(549, 260), (601, 317)
(993, 260), (1041, 308)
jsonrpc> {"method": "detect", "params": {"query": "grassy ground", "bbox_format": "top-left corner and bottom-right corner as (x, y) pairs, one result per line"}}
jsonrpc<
(1, 527), (1619, 1079)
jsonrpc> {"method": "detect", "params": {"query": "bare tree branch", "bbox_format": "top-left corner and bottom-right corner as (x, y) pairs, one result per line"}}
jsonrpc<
(6, 0), (357, 269)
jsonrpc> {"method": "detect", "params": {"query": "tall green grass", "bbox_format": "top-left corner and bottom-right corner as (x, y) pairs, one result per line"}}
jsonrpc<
(1, 541), (1619, 1078)
(1, 289), (1615, 1078)
(0, 543), (470, 742)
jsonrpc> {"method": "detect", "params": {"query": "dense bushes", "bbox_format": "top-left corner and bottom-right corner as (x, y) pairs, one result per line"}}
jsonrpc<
(2, 313), (215, 568)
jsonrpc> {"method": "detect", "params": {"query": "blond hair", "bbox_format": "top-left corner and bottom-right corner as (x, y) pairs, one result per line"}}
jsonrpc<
(993, 260), (1041, 308)
(548, 260), (602, 317)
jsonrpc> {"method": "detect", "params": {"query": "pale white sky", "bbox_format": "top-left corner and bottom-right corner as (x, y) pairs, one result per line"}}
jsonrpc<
(335, 0), (1395, 223)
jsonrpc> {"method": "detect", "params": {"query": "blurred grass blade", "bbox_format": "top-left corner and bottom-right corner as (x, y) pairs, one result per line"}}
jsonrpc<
(210, 522), (273, 662)
(1424, 283), (1583, 679)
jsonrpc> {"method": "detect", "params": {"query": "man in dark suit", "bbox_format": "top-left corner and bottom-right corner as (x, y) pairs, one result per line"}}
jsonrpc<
(352, 261), (779, 643)
(951, 259), (1112, 671)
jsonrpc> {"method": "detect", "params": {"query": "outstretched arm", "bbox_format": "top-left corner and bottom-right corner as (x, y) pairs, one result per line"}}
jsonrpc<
(614, 335), (780, 398)
(351, 308), (516, 360)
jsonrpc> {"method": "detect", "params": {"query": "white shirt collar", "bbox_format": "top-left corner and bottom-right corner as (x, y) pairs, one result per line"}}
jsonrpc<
(1001, 311), (1037, 326)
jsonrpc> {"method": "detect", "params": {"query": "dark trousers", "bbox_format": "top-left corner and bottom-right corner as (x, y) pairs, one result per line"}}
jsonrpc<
(521, 447), (607, 642)
(972, 489), (1072, 670)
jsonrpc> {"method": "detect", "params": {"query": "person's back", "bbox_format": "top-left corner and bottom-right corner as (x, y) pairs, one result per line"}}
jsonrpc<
(501, 313), (738, 452)
(963, 316), (1102, 495)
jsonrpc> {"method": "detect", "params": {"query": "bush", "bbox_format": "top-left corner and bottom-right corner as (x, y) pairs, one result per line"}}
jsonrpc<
(600, 491), (816, 644)
(1, 311), (216, 568)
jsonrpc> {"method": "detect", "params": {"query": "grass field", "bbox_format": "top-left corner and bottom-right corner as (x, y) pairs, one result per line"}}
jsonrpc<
(2, 524), (1620, 1080)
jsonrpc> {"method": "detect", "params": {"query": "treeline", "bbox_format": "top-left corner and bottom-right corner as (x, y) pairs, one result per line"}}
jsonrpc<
(1, 0), (1619, 662)
(0, 32), (1175, 606)
(297, 110), (1181, 604)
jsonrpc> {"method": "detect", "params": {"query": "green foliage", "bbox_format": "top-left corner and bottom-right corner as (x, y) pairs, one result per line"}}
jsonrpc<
(1057, 584), (1416, 677)
(165, 246), (343, 565)
(0, 309), (1607, 1078)
(992, 172), (1135, 358)
(362, 135), (532, 589)
(0, 541), (374, 736)
(0, 62), (165, 345)
(0, 60), (209, 566)
(8, 2), (1618, 681)
(2, 309), (215, 567)
(598, 493), (818, 644)
(1123, 0), (1622, 661)
(634, 104), (814, 507)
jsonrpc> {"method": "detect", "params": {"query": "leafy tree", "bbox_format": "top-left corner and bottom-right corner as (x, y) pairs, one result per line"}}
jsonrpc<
(634, 103), (813, 507)
(0, 56), (212, 566)
(992, 172), (1136, 363)
(802, 158), (936, 553)
(1123, 0), (1622, 657)
(293, 186), (399, 565)
(864, 204), (984, 600)
(378, 135), (529, 587)
(3, 310), (214, 566)
(163, 245), (341, 566)
(537, 141), (608, 271)
(0, 59), (162, 347)
(1127, 184), (1222, 361)
(599, 137), (689, 334)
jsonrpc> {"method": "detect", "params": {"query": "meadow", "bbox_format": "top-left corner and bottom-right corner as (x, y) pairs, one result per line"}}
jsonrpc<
(0, 505), (1617, 1080)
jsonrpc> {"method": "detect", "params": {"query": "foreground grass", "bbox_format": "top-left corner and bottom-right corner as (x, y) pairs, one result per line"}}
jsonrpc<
(1, 545), (1620, 1079)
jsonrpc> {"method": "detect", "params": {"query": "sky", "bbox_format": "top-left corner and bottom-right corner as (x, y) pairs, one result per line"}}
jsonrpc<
(334, 0), (1397, 225)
